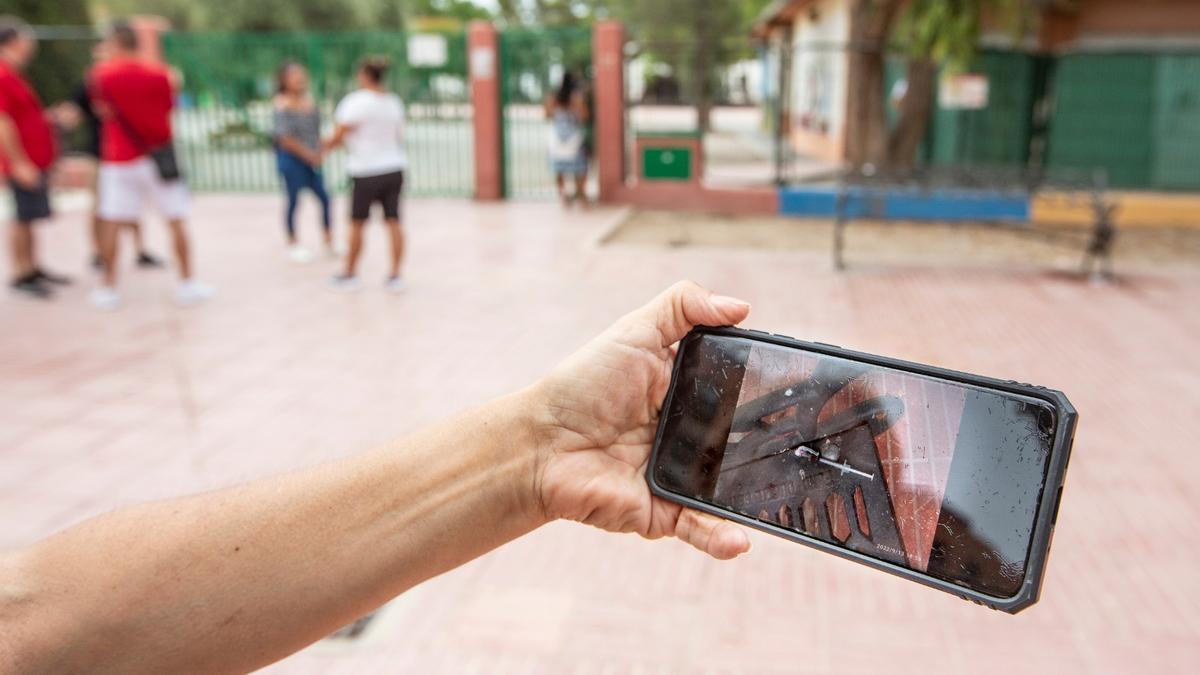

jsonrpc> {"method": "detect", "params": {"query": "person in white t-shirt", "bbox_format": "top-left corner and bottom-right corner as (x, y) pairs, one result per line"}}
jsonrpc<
(324, 57), (407, 292)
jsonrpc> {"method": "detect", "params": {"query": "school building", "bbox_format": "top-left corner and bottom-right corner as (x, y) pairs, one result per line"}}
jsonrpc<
(753, 0), (1200, 191)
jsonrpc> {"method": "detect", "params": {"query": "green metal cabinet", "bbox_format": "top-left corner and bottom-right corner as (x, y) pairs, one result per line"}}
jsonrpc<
(642, 146), (693, 181)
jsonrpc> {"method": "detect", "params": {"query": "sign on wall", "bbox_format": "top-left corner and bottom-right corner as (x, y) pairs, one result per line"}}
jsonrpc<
(939, 73), (989, 110)
(408, 34), (448, 67)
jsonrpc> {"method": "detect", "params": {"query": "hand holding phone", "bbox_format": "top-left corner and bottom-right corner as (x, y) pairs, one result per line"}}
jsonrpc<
(532, 282), (754, 560)
(647, 328), (1076, 613)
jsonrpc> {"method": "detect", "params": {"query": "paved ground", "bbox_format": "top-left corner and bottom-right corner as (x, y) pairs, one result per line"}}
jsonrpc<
(2, 194), (1198, 673)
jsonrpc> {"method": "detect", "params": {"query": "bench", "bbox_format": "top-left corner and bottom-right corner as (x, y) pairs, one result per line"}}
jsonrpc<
(832, 165), (1117, 279)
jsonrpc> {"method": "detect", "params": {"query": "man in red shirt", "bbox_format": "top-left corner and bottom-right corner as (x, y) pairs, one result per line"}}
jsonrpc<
(0, 17), (71, 299)
(91, 20), (211, 310)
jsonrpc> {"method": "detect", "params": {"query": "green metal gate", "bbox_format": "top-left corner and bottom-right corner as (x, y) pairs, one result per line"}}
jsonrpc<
(1151, 54), (1200, 190)
(1046, 50), (1200, 190)
(1045, 53), (1154, 188)
(163, 31), (473, 197)
(498, 27), (591, 199)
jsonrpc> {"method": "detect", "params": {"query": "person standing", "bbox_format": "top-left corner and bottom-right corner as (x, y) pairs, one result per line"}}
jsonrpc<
(324, 56), (407, 292)
(544, 71), (589, 206)
(63, 41), (164, 273)
(0, 17), (70, 299)
(273, 61), (333, 264)
(90, 20), (211, 310)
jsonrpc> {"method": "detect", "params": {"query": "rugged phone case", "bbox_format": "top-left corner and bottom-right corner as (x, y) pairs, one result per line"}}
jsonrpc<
(645, 326), (1078, 614)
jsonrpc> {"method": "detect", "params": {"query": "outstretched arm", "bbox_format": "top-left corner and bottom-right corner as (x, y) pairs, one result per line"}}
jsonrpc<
(1, 392), (546, 674)
(322, 123), (352, 153)
(0, 282), (751, 674)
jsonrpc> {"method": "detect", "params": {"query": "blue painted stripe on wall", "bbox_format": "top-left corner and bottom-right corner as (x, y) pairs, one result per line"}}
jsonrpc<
(778, 187), (840, 217)
(778, 186), (1030, 221)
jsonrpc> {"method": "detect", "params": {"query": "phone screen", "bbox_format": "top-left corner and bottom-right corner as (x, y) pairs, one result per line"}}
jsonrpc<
(652, 333), (1057, 598)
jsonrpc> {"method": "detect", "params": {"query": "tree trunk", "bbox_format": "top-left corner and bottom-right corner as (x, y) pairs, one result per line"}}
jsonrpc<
(845, 49), (888, 167)
(697, 91), (712, 133)
(885, 58), (936, 173)
(844, 0), (902, 168)
(693, 23), (712, 133)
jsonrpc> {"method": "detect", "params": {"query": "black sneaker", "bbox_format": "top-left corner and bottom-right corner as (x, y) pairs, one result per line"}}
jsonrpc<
(11, 275), (53, 299)
(33, 268), (72, 285)
(91, 253), (104, 271)
(136, 251), (166, 269)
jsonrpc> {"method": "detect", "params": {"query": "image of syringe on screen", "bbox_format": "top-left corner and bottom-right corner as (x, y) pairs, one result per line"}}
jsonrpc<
(711, 341), (967, 572)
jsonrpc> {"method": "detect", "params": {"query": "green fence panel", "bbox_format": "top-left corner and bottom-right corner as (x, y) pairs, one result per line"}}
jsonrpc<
(163, 31), (473, 197)
(1152, 53), (1200, 190)
(1046, 53), (1156, 188)
(929, 50), (1036, 167)
(499, 27), (592, 199)
(883, 50), (1036, 169)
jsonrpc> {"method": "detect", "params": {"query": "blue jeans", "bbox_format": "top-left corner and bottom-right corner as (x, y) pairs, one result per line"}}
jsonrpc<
(276, 150), (331, 239)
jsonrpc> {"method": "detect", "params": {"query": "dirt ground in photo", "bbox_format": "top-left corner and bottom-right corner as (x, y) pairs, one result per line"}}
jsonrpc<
(604, 209), (1200, 272)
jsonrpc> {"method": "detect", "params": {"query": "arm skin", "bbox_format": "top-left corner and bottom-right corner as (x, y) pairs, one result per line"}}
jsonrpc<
(570, 90), (589, 124)
(322, 123), (351, 153)
(0, 282), (752, 674)
(0, 113), (39, 188)
(276, 133), (319, 165)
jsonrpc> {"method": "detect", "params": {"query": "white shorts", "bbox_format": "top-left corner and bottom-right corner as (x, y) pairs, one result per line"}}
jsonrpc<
(97, 157), (189, 222)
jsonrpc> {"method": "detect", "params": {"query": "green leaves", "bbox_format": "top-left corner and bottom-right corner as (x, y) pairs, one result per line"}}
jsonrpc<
(894, 0), (1032, 73)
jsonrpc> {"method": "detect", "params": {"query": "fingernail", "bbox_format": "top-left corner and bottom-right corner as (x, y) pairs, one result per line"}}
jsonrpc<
(712, 294), (750, 311)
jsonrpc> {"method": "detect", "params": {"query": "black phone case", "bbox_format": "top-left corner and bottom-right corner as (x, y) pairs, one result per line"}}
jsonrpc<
(645, 326), (1077, 614)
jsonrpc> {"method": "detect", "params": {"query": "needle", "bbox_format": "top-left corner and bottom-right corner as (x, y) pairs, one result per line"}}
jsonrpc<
(721, 422), (870, 473)
(792, 445), (875, 481)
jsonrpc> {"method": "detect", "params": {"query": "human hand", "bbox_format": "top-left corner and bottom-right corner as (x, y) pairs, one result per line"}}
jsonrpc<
(10, 159), (40, 190)
(528, 281), (753, 560)
(49, 102), (83, 130)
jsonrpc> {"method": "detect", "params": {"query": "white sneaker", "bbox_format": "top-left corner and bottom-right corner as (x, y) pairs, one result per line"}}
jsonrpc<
(288, 245), (314, 264)
(384, 276), (407, 293)
(325, 242), (345, 258)
(89, 286), (121, 311)
(175, 280), (214, 306)
(330, 274), (361, 292)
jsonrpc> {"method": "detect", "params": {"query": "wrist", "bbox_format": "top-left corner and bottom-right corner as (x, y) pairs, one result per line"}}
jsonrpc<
(503, 382), (560, 527)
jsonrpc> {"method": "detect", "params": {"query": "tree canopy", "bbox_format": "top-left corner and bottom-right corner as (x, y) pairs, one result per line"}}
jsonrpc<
(846, 0), (1038, 170)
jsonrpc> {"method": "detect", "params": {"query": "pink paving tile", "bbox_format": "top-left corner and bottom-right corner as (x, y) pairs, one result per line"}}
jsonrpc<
(1, 194), (1199, 673)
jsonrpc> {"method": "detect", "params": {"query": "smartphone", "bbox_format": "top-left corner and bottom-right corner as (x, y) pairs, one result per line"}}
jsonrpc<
(647, 327), (1076, 613)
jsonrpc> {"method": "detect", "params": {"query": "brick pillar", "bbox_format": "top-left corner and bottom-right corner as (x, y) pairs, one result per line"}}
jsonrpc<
(593, 21), (626, 203)
(130, 15), (169, 63)
(469, 21), (503, 201)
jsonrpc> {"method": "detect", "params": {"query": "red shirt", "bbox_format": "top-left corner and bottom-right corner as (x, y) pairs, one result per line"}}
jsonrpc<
(0, 61), (56, 174)
(91, 59), (174, 163)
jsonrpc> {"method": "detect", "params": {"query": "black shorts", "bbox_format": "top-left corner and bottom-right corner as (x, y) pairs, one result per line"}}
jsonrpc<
(350, 170), (404, 222)
(10, 175), (51, 223)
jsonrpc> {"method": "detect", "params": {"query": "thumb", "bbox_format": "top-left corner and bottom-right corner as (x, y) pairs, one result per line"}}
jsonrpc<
(643, 281), (751, 348)
(674, 507), (751, 560)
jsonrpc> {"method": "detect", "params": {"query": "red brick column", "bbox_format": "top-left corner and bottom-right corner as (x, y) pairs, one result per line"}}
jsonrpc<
(469, 21), (503, 201)
(592, 21), (626, 203)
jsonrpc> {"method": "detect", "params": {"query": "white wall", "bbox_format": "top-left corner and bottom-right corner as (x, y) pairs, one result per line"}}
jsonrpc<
(789, 0), (850, 140)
